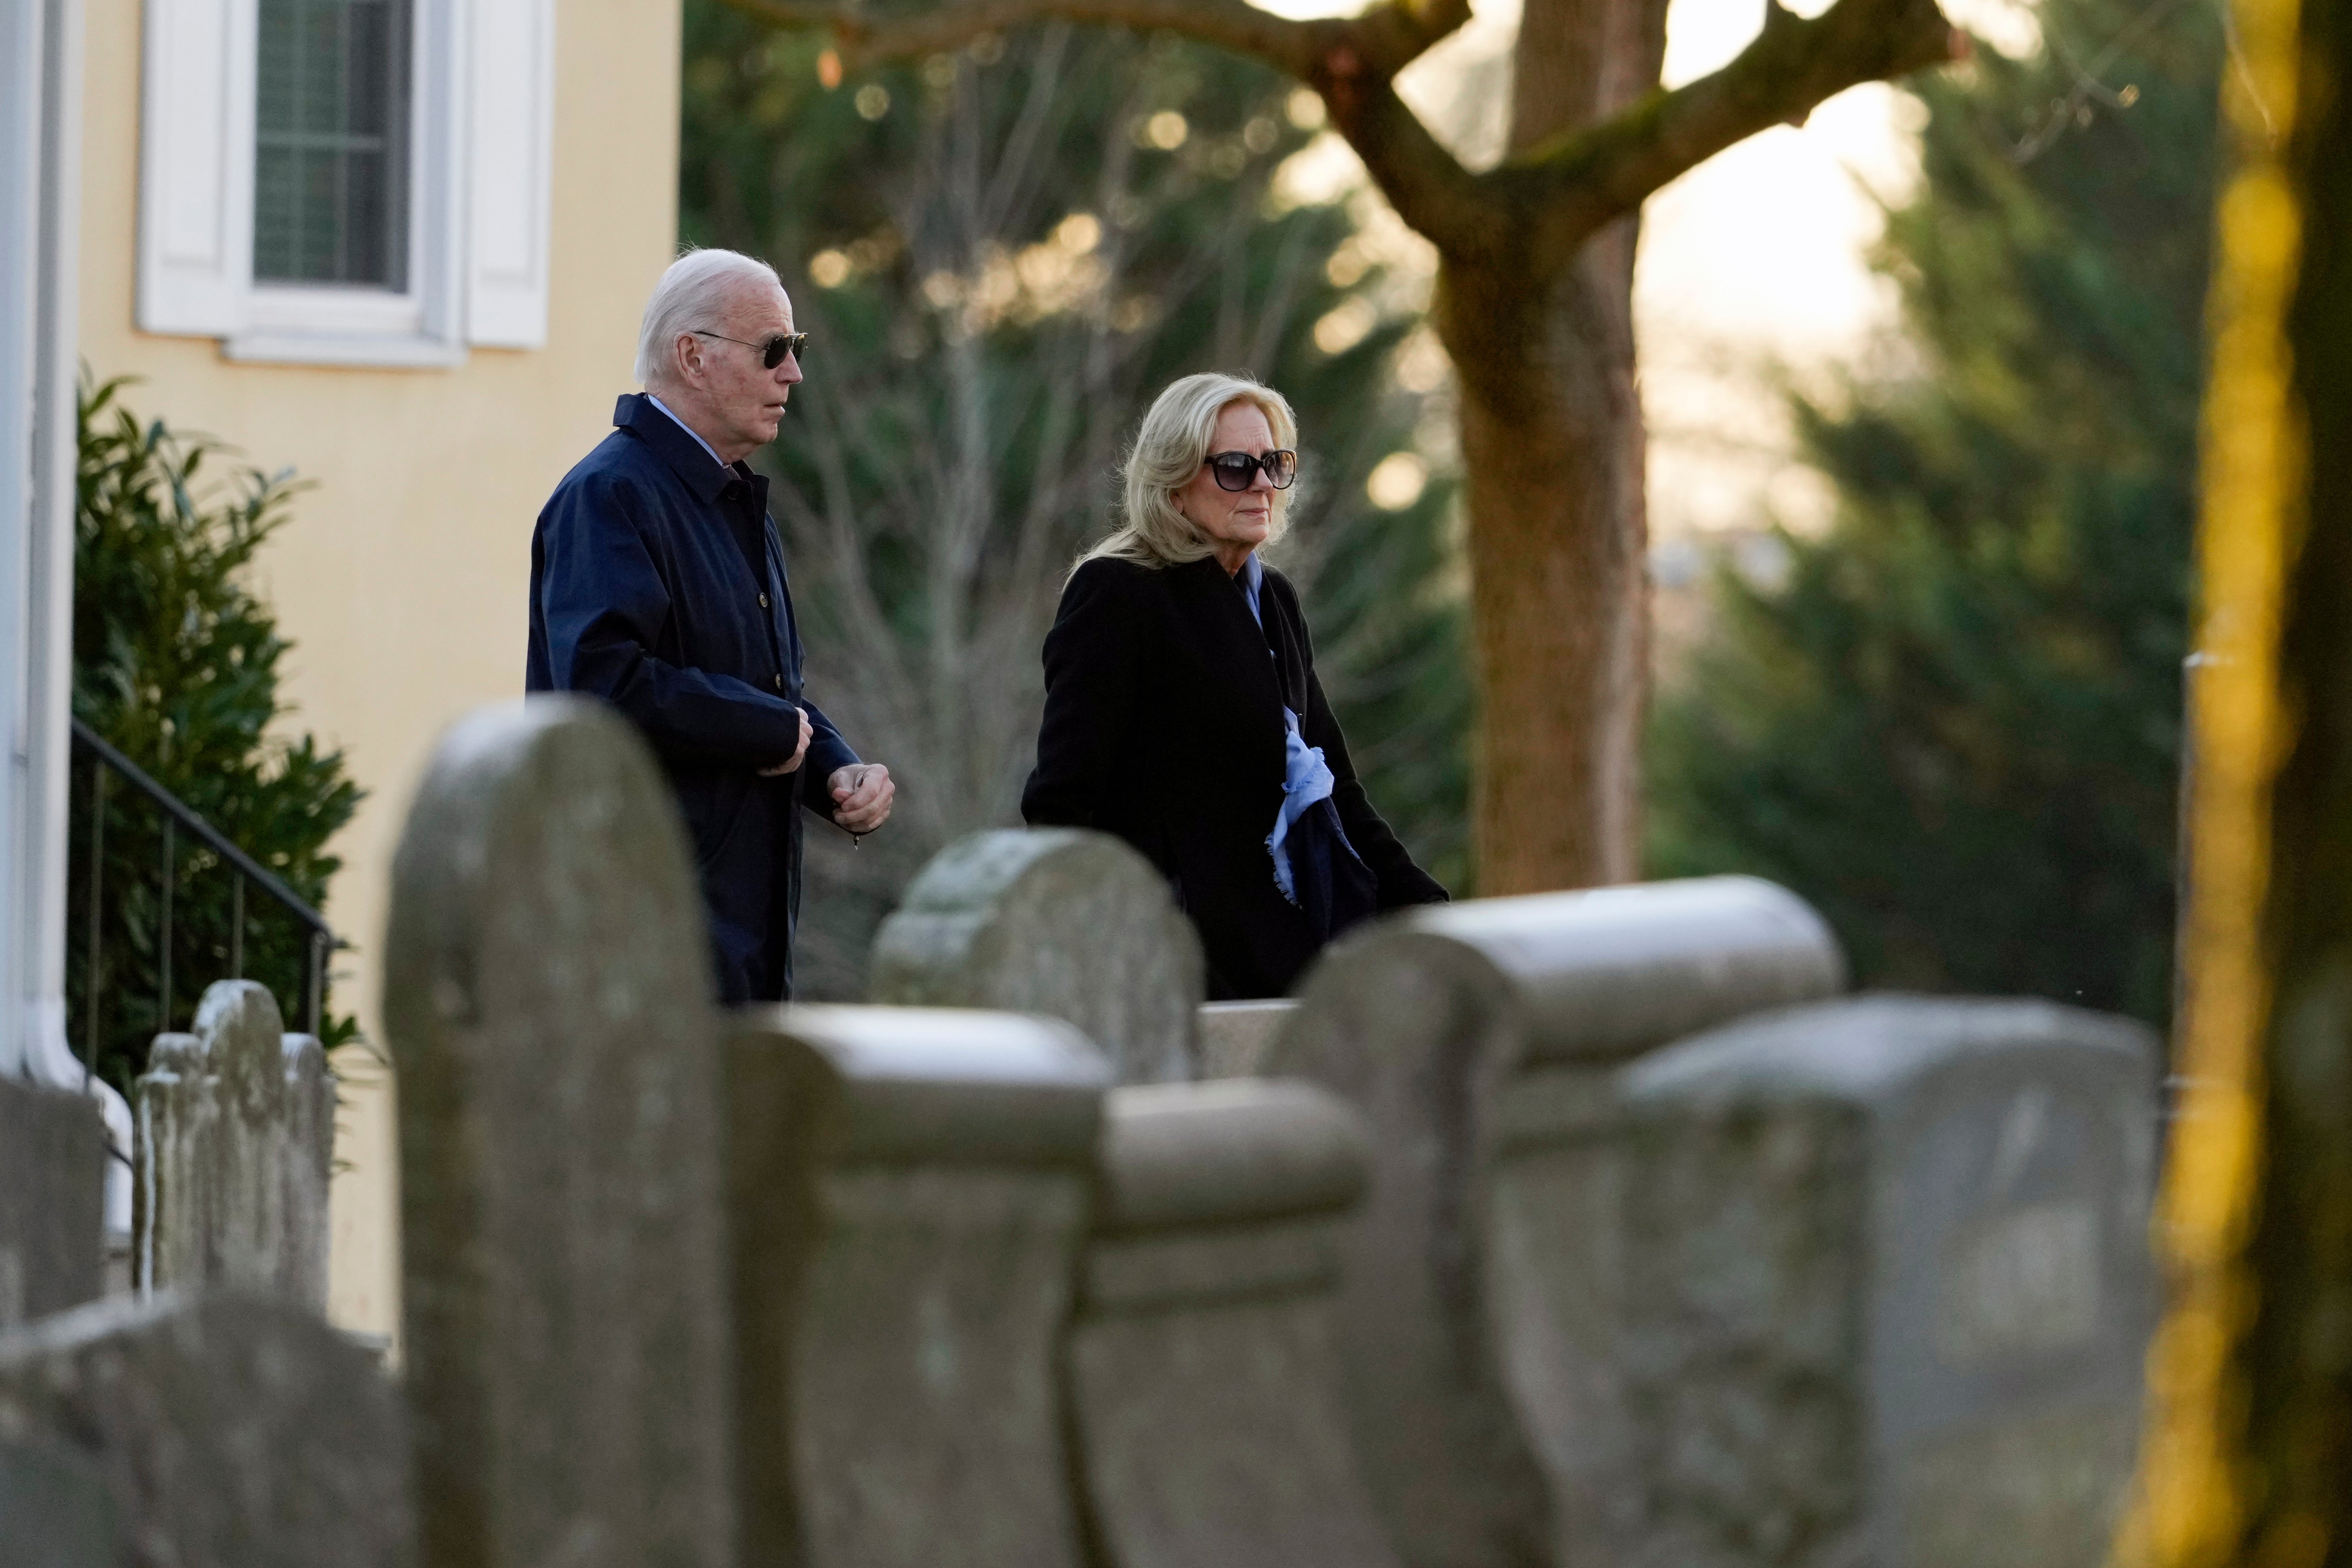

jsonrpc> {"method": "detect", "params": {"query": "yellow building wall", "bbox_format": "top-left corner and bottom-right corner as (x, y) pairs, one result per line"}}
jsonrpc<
(78, 0), (684, 1342)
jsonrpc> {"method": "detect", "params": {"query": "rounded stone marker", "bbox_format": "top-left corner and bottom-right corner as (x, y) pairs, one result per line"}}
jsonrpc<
(384, 696), (735, 1568)
(869, 828), (1204, 1083)
(1265, 875), (1848, 1568)
(136, 979), (335, 1306)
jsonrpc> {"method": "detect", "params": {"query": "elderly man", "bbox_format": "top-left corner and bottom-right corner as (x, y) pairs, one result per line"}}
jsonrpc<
(528, 247), (894, 1002)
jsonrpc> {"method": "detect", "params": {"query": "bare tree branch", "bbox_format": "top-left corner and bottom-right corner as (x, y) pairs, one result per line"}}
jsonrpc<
(715, 0), (1311, 70)
(715, 0), (1472, 79)
(1320, 77), (1506, 259)
(713, 0), (1505, 253)
(1502, 0), (1963, 267)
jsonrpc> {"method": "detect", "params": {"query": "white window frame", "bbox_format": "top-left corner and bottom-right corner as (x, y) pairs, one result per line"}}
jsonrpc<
(137, 0), (554, 368)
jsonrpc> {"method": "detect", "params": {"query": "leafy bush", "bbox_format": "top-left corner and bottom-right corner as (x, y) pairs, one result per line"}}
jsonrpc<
(68, 377), (363, 1092)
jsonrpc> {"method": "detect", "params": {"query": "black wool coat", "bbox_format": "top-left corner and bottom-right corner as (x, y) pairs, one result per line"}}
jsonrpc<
(527, 394), (861, 1004)
(1022, 554), (1447, 999)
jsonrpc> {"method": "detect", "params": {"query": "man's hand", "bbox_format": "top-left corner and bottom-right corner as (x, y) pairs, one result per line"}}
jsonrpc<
(829, 763), (894, 835)
(758, 707), (814, 776)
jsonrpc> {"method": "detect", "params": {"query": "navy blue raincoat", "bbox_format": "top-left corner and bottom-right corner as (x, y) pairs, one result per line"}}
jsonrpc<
(527, 393), (859, 1002)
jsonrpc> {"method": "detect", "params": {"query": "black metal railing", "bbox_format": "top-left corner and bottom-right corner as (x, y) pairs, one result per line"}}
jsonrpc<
(70, 718), (336, 1080)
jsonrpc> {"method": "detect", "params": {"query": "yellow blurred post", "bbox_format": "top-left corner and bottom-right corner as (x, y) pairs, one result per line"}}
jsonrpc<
(2116, 0), (2352, 1554)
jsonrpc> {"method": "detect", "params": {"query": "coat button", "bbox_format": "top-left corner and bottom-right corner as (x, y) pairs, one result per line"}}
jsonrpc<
(759, 593), (770, 608)
(773, 674), (784, 690)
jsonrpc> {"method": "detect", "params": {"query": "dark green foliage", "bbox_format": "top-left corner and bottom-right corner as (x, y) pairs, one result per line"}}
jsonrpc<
(69, 378), (364, 1093)
(1646, 0), (2219, 1023)
(682, 6), (1470, 992)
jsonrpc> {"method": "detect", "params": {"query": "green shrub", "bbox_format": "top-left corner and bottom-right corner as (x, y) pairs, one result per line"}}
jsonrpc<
(68, 376), (363, 1093)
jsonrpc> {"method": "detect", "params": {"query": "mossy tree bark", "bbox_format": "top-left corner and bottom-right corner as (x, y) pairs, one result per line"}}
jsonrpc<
(1438, 0), (1666, 889)
(2120, 0), (2352, 1555)
(720, 0), (1960, 891)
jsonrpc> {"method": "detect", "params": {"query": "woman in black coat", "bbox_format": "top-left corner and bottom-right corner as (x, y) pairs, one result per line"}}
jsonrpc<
(1022, 372), (1447, 999)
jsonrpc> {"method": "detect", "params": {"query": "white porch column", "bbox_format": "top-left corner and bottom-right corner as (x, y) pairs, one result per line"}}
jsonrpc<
(3, 0), (125, 1230)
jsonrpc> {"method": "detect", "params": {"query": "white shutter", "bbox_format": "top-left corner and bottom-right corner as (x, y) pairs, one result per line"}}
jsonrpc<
(465, 0), (555, 348)
(137, 0), (254, 336)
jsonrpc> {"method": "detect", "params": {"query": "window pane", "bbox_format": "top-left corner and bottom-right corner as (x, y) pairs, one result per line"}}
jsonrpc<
(253, 0), (410, 288)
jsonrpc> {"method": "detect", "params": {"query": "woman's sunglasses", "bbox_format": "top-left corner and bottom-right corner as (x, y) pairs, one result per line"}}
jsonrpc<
(1203, 449), (1298, 491)
(693, 329), (811, 368)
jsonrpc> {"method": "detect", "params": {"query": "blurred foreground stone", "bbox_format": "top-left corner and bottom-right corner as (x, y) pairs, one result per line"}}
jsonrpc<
(1617, 996), (2157, 1568)
(1267, 876), (1846, 1568)
(1071, 1077), (1400, 1568)
(0, 1074), (104, 1330)
(0, 1292), (412, 1568)
(726, 1002), (1106, 1568)
(384, 697), (736, 1568)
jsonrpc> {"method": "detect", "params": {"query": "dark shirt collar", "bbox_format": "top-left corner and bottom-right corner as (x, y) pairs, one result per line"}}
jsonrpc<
(615, 391), (745, 505)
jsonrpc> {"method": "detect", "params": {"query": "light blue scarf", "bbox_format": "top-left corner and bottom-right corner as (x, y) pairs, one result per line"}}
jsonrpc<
(1238, 555), (1339, 904)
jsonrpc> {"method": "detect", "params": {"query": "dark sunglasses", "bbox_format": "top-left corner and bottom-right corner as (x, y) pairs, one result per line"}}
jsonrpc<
(693, 328), (810, 368)
(1203, 449), (1297, 491)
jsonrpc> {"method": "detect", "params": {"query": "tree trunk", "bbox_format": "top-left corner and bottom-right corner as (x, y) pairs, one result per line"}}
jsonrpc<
(1438, 0), (1668, 895)
(2123, 0), (2352, 1556)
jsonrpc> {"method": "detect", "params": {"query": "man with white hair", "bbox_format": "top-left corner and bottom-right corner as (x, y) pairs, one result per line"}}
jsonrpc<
(527, 248), (894, 1002)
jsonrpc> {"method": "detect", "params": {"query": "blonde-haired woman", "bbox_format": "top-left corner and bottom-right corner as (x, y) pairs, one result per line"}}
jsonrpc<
(1022, 372), (1447, 999)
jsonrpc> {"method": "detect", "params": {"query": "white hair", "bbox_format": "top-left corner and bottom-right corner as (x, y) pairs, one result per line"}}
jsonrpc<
(634, 247), (784, 388)
(1077, 372), (1299, 572)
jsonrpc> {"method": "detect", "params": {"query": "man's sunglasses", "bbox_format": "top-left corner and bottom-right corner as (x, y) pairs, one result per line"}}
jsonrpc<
(693, 329), (810, 368)
(1204, 449), (1298, 491)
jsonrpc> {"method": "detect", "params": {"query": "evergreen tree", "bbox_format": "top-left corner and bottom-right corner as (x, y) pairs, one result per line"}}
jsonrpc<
(69, 378), (364, 1092)
(681, 7), (1472, 991)
(1646, 0), (2219, 1024)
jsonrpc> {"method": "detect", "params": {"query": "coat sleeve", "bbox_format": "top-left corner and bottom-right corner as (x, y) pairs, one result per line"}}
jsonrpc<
(1022, 561), (1144, 829)
(535, 471), (807, 769)
(796, 699), (863, 816)
(1286, 584), (1450, 910)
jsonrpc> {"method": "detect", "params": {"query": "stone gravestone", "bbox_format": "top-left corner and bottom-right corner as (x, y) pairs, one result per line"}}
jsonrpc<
(0, 1290), (413, 1567)
(135, 979), (334, 1306)
(384, 697), (736, 1568)
(1069, 1077), (1401, 1568)
(0, 1075), (104, 1330)
(0, 1424), (120, 1565)
(1195, 1000), (1294, 1079)
(1612, 995), (2159, 1568)
(869, 829), (1203, 1083)
(1264, 876), (1846, 1568)
(724, 1002), (1108, 1568)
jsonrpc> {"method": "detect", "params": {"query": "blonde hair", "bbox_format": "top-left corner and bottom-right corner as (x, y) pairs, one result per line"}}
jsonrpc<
(1079, 373), (1299, 571)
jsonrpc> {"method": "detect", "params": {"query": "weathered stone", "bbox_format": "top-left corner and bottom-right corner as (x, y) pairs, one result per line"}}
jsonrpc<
(384, 697), (735, 1568)
(1264, 876), (1846, 1568)
(725, 1002), (1108, 1568)
(1070, 1078), (1401, 1568)
(1196, 1001), (1294, 1079)
(134, 980), (334, 1306)
(0, 1429), (120, 1564)
(869, 829), (1203, 1083)
(0, 1291), (413, 1567)
(1612, 995), (2158, 1568)
(0, 1075), (104, 1330)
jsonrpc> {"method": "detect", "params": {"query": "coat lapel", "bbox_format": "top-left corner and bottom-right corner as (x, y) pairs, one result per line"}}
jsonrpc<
(1177, 556), (1289, 741)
